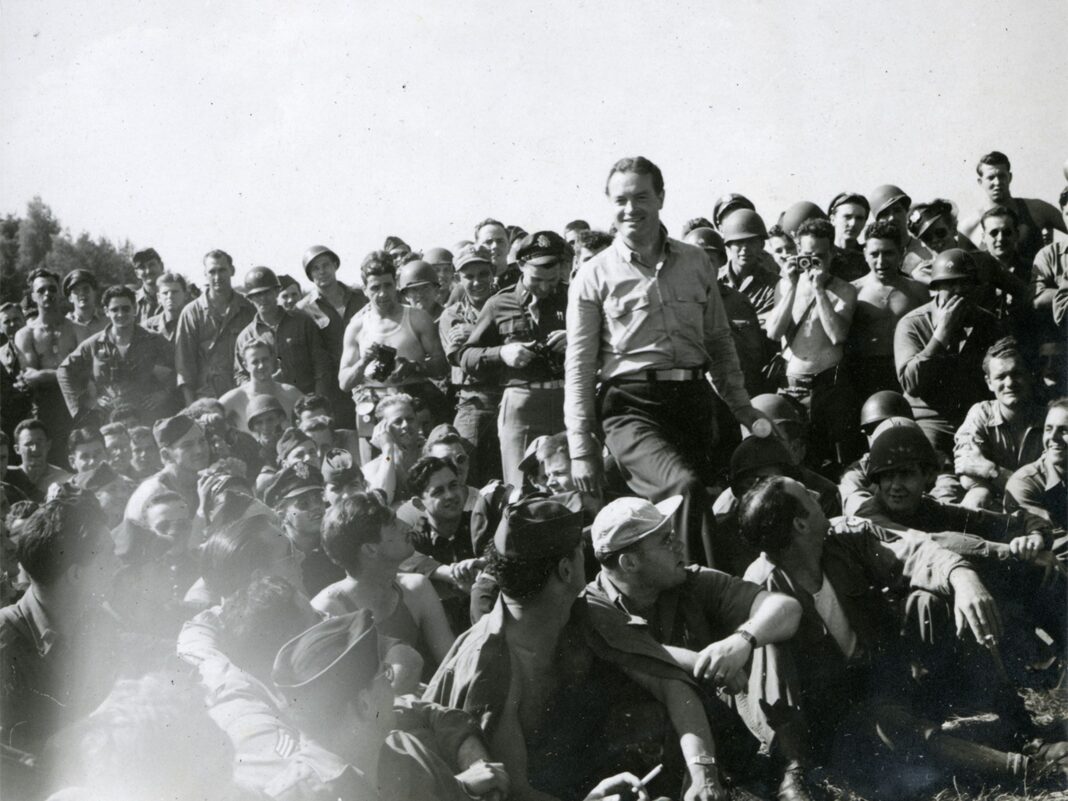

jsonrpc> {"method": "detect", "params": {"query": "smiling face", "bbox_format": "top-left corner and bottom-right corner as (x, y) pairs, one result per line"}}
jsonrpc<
(282, 490), (326, 547)
(918, 215), (956, 255)
(284, 440), (320, 468)
(146, 499), (193, 555)
(520, 262), (561, 300)
(607, 170), (664, 248)
(134, 257), (164, 292)
(103, 431), (132, 471)
(418, 465), (464, 523)
(382, 401), (418, 449)
(457, 262), (494, 304)
(401, 283), (439, 313)
(163, 424), (210, 474)
(985, 355), (1029, 410)
(768, 235), (797, 269)
(1043, 406), (1068, 471)
(542, 451), (574, 494)
(864, 236), (903, 282)
(105, 295), (136, 332)
(427, 441), (469, 486)
(245, 344), (277, 382)
(248, 288), (280, 317)
(279, 283), (303, 311)
(16, 426), (49, 471)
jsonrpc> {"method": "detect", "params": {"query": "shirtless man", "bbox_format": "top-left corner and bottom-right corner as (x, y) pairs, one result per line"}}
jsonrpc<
(960, 151), (1065, 264)
(849, 220), (929, 399)
(13, 269), (85, 461)
(220, 338), (303, 431)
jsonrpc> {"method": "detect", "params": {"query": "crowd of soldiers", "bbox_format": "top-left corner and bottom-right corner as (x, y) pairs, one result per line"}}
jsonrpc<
(1, 150), (1066, 801)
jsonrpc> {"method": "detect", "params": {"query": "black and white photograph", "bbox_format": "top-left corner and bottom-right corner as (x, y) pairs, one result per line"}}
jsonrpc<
(1, 2), (1066, 800)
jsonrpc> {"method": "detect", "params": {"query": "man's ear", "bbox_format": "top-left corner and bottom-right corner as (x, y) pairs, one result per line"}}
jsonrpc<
(362, 541), (379, 561)
(411, 497), (425, 512)
(159, 446), (173, 464)
(617, 550), (639, 573)
(555, 554), (573, 584)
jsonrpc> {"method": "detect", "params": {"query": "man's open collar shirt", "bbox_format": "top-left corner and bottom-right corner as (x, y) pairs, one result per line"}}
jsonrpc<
(565, 231), (750, 457)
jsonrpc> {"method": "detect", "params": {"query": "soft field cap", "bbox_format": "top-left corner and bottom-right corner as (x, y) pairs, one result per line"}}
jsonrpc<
(591, 495), (682, 558)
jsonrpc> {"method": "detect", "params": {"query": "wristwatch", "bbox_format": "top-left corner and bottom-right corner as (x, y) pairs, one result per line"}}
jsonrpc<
(733, 628), (758, 649)
(686, 755), (717, 767)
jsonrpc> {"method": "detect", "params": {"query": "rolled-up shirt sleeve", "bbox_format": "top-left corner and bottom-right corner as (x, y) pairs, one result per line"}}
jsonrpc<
(564, 271), (604, 459)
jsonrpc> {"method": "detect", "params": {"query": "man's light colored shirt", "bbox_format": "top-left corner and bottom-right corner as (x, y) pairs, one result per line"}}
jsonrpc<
(565, 234), (749, 457)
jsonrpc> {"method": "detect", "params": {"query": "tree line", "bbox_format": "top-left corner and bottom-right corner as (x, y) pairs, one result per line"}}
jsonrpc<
(0, 197), (138, 304)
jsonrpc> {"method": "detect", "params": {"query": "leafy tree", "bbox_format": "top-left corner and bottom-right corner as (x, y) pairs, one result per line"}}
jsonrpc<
(0, 214), (21, 303)
(16, 196), (60, 272)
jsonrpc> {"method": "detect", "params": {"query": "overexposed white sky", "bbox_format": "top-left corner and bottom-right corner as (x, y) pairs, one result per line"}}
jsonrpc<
(2, 0), (1066, 288)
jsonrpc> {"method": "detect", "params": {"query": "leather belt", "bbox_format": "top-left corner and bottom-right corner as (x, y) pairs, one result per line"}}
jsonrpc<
(514, 380), (565, 390)
(615, 367), (706, 383)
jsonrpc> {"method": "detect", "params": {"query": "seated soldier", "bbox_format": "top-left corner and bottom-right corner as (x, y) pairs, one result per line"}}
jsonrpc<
(586, 495), (807, 800)
(1005, 398), (1068, 537)
(1029, 187), (1068, 368)
(221, 337), (304, 431)
(183, 396), (263, 473)
(245, 394), (289, 478)
(262, 463), (344, 599)
(69, 461), (136, 531)
(66, 426), (108, 478)
(128, 424), (162, 480)
(321, 448), (369, 507)
(425, 495), (736, 801)
(398, 456), (485, 633)
(122, 415), (209, 556)
(6, 419), (72, 503)
(0, 488), (141, 799)
(397, 423), (481, 527)
(749, 393), (840, 509)
(99, 422), (134, 479)
(737, 477), (1063, 793)
(840, 393), (962, 516)
(361, 393), (425, 504)
(852, 425), (1065, 681)
(111, 490), (200, 637)
(894, 249), (1007, 459)
(43, 674), (239, 801)
(313, 493), (456, 676)
(275, 427), (320, 469)
(269, 609), (514, 801)
(954, 338), (1045, 509)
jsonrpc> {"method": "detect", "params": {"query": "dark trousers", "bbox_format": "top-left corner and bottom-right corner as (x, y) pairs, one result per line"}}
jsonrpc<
(599, 379), (720, 567)
(785, 363), (863, 471)
(453, 388), (502, 486)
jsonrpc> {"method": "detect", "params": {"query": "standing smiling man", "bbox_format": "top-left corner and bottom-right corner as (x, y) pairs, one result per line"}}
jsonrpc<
(565, 156), (763, 567)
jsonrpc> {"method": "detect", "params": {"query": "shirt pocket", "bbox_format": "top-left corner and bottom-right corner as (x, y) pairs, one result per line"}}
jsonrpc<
(669, 286), (708, 345)
(604, 290), (652, 353)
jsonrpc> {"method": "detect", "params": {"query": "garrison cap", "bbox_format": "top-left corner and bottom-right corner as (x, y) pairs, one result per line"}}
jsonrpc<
(493, 493), (583, 559)
(276, 426), (315, 463)
(132, 248), (161, 266)
(153, 415), (197, 449)
(454, 244), (493, 272)
(425, 423), (470, 450)
(828, 192), (870, 216)
(517, 231), (568, 267)
(62, 269), (99, 296)
(273, 609), (380, 692)
(302, 246), (340, 278)
(517, 435), (550, 475)
(423, 247), (454, 266)
(246, 394), (286, 430)
(263, 461), (324, 509)
(591, 495), (682, 558)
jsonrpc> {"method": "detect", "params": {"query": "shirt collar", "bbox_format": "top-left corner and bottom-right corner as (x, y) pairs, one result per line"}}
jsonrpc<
(19, 586), (58, 656)
(614, 225), (671, 269)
